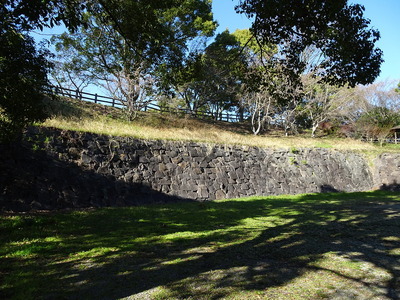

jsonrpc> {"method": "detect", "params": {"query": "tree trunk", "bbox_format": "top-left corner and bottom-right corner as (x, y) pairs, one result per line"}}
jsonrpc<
(251, 109), (262, 135)
(311, 123), (318, 138)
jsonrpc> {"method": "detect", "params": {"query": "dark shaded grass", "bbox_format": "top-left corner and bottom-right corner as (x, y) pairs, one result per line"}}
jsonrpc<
(1, 191), (400, 299)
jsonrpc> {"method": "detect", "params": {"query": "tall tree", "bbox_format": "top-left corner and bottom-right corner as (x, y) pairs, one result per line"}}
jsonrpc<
(1, 0), (84, 142)
(236, 0), (383, 87)
(236, 29), (299, 134)
(0, 26), (52, 141)
(201, 30), (249, 119)
(52, 0), (216, 118)
(300, 75), (356, 137)
(354, 81), (400, 144)
(1, 0), (216, 140)
(156, 29), (247, 118)
(157, 52), (206, 114)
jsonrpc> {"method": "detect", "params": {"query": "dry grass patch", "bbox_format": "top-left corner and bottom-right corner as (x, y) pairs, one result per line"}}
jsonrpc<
(43, 113), (378, 151)
(41, 97), (400, 154)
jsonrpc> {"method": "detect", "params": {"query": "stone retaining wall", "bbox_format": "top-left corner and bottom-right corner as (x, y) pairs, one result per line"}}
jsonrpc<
(0, 127), (398, 211)
(373, 153), (400, 189)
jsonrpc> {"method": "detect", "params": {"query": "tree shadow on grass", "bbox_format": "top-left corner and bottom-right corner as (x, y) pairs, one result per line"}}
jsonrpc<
(1, 141), (400, 299)
(2, 190), (400, 299)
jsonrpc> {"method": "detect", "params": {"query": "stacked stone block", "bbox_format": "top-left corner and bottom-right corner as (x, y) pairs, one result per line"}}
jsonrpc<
(45, 128), (374, 201)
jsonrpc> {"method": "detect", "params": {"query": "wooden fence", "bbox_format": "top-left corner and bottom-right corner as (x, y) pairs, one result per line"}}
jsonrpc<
(45, 86), (400, 144)
(46, 85), (240, 123)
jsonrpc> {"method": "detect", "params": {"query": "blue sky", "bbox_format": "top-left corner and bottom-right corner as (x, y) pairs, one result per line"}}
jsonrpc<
(212, 0), (400, 83)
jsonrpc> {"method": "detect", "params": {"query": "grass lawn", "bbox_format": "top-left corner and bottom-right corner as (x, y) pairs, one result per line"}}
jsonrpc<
(1, 191), (400, 299)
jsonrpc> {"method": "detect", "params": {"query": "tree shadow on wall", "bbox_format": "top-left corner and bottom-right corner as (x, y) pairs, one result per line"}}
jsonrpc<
(319, 184), (342, 193)
(0, 140), (188, 212)
(379, 181), (400, 192)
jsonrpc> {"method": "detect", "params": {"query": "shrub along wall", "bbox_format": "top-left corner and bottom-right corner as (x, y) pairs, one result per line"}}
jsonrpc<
(0, 127), (399, 211)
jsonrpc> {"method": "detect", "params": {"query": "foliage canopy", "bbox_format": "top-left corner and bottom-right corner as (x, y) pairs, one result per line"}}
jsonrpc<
(236, 0), (383, 87)
(0, 0), (390, 141)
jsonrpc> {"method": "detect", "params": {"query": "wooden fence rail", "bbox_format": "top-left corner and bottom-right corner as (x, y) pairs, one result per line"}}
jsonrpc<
(44, 86), (399, 143)
(46, 85), (239, 123)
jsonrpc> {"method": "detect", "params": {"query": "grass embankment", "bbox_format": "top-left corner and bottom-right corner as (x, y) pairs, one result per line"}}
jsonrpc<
(42, 97), (400, 153)
(1, 191), (400, 299)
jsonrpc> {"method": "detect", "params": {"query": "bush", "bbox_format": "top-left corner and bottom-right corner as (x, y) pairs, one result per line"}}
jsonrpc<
(355, 106), (400, 143)
(0, 25), (51, 142)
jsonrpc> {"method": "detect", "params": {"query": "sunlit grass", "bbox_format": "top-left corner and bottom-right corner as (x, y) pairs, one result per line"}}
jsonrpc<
(40, 97), (400, 154)
(43, 115), (383, 152)
(1, 191), (400, 299)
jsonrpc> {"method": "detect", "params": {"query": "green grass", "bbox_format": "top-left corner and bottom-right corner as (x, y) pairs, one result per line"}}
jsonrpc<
(1, 191), (400, 299)
(314, 141), (333, 148)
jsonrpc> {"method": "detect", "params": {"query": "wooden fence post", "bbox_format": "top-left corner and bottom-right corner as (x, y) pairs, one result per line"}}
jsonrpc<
(94, 94), (98, 104)
(112, 98), (115, 107)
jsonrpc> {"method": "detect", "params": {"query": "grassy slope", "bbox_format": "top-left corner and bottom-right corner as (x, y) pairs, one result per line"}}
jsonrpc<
(1, 191), (400, 299)
(42, 97), (400, 154)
